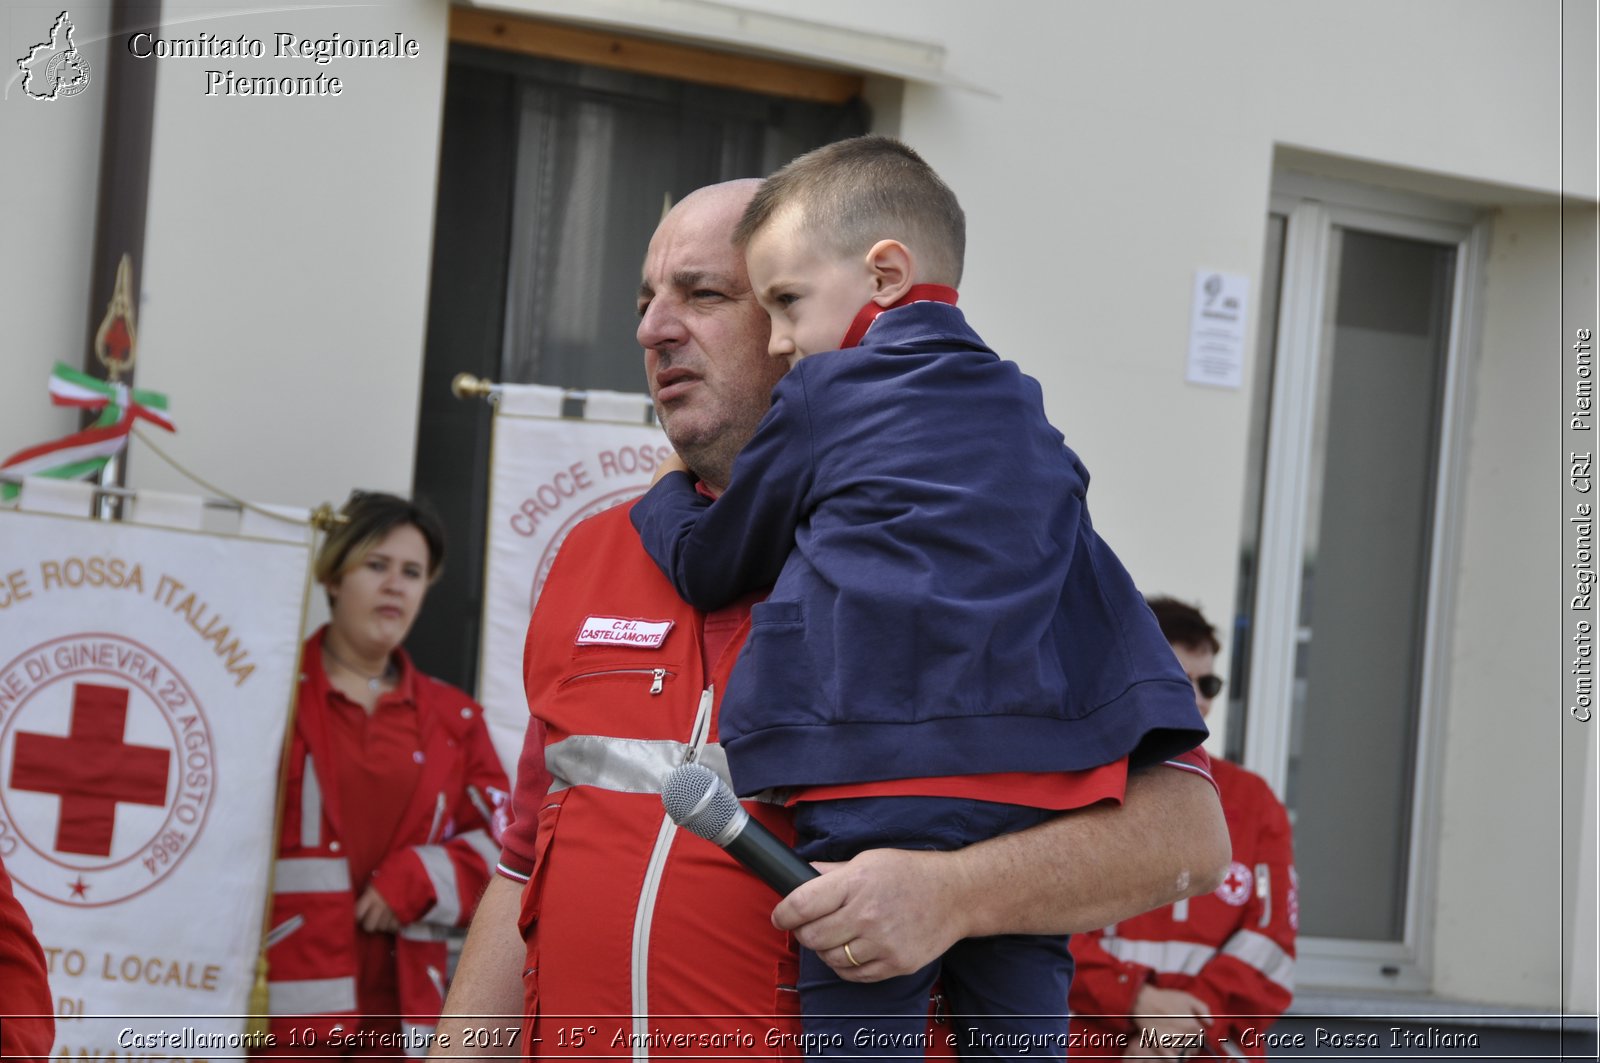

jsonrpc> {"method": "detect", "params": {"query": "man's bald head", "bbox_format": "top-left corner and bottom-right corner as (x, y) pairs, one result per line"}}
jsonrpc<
(667, 179), (762, 230)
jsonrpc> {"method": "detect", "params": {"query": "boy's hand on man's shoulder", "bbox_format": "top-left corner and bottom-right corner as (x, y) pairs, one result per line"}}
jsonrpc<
(651, 452), (690, 486)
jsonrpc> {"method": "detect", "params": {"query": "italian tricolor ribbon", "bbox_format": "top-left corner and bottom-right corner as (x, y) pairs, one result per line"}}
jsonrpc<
(0, 363), (175, 500)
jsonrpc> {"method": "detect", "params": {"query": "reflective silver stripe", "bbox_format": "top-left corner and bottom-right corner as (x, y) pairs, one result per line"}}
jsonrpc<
(1220, 929), (1295, 992)
(1171, 897), (1189, 923)
(544, 723), (784, 803)
(466, 784), (494, 825)
(269, 975), (357, 1015)
(415, 844), (461, 925)
(1100, 937), (1217, 976)
(300, 754), (322, 848)
(264, 913), (305, 948)
(398, 922), (459, 942)
(459, 827), (500, 870)
(274, 857), (351, 894)
(545, 734), (730, 796)
(403, 1023), (436, 1058)
(426, 792), (446, 843)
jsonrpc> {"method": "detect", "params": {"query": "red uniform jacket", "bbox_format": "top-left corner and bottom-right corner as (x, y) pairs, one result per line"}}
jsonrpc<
(517, 506), (816, 1056)
(1068, 759), (1296, 1058)
(0, 855), (53, 1060)
(262, 630), (508, 1055)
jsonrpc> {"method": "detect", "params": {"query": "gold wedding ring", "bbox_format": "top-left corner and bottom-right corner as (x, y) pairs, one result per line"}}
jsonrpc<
(843, 942), (862, 967)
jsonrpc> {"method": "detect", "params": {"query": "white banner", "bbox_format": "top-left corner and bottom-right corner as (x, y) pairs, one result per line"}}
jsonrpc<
(479, 385), (670, 770)
(0, 503), (309, 1052)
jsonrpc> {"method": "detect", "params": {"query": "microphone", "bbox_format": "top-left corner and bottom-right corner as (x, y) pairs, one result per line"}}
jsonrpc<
(662, 762), (820, 896)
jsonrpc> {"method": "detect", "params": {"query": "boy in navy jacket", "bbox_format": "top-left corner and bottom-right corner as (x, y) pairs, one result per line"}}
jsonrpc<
(631, 135), (1206, 1057)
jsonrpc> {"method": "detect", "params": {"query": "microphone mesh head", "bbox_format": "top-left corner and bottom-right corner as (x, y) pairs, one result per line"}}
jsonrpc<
(662, 762), (740, 842)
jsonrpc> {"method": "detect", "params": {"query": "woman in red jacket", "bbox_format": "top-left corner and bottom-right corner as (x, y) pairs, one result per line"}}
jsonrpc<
(1069, 598), (1297, 1060)
(258, 493), (508, 1059)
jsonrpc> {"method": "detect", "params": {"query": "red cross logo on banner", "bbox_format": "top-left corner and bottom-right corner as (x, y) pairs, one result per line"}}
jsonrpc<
(1, 633), (216, 906)
(10, 682), (171, 856)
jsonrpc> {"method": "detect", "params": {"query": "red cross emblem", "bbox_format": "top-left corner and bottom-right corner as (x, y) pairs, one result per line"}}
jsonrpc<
(0, 634), (215, 906)
(1215, 860), (1253, 906)
(11, 682), (170, 856)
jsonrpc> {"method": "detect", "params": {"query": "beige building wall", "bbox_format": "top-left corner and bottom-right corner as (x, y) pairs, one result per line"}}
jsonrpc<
(0, 4), (112, 455)
(132, 0), (452, 508)
(1435, 204), (1576, 1005)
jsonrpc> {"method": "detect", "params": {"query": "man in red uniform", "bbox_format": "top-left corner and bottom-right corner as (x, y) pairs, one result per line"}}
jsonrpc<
(1069, 598), (1296, 1059)
(435, 180), (1231, 1058)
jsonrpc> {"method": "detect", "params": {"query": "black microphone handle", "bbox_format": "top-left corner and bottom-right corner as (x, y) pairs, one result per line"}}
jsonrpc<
(726, 814), (821, 896)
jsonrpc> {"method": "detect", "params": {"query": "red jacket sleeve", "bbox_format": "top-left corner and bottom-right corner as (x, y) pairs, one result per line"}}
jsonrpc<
(372, 707), (512, 927)
(495, 717), (550, 883)
(1193, 777), (1296, 1051)
(1068, 927), (1152, 1029)
(0, 857), (54, 1060)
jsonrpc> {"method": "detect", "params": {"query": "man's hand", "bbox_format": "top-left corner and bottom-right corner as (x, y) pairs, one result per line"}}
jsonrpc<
(772, 849), (971, 982)
(355, 885), (401, 934)
(651, 452), (689, 485)
(1125, 986), (1211, 1059)
(773, 766), (1227, 983)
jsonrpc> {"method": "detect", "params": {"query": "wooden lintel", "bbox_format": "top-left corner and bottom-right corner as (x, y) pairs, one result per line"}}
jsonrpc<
(450, 7), (863, 105)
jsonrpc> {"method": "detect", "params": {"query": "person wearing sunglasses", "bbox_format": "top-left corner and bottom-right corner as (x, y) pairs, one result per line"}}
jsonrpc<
(1067, 597), (1298, 1060)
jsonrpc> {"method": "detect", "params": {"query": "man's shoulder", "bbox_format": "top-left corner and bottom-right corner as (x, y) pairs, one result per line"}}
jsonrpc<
(534, 498), (674, 614)
(562, 498), (644, 547)
(534, 501), (652, 607)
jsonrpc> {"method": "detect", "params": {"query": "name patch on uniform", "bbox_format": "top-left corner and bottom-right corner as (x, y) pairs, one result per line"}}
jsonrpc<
(576, 616), (674, 649)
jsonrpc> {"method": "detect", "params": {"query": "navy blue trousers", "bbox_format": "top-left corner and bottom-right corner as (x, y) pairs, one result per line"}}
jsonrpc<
(792, 797), (1073, 1061)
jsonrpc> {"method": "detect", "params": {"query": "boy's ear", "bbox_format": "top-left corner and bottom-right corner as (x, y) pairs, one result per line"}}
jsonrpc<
(864, 239), (914, 307)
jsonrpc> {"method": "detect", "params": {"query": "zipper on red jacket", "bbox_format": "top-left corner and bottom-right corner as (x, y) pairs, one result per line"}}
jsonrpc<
(630, 685), (715, 1060)
(559, 667), (672, 695)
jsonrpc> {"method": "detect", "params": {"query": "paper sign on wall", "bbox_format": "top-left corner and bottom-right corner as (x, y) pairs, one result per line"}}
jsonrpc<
(1186, 270), (1250, 389)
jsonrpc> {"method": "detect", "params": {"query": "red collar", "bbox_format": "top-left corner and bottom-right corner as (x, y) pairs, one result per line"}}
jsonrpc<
(305, 625), (418, 709)
(840, 284), (959, 349)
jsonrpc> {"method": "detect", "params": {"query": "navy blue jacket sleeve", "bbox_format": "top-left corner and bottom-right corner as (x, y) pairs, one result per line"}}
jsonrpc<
(630, 380), (815, 610)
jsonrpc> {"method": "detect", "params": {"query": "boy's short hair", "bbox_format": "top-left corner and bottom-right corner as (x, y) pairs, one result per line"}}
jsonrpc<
(734, 135), (966, 286)
(1146, 596), (1222, 654)
(315, 490), (446, 603)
